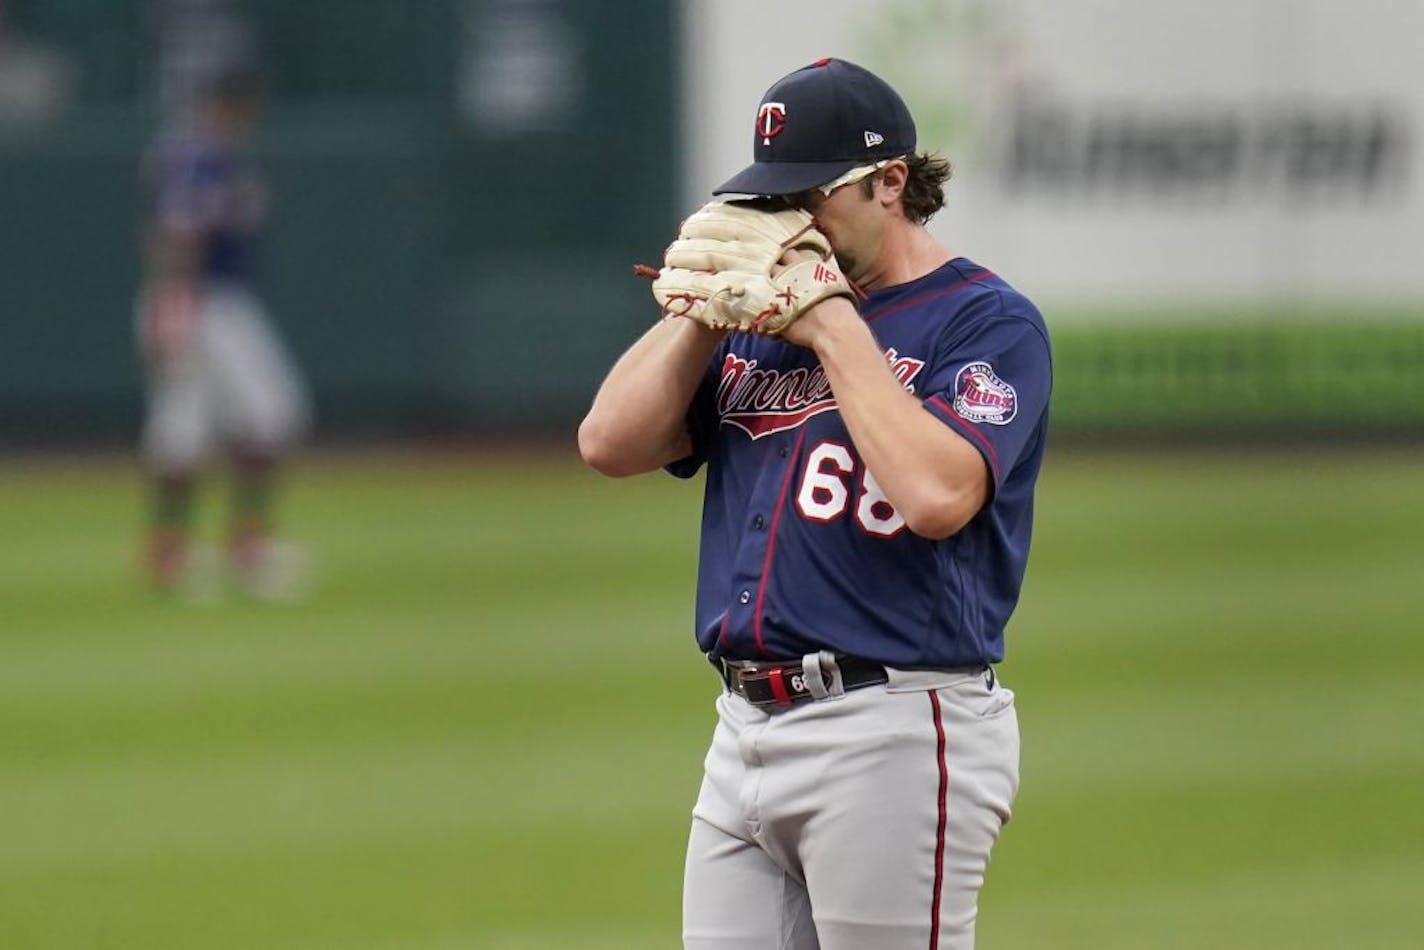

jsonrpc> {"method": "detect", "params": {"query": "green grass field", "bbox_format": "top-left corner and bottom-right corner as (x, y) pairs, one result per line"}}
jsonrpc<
(2, 447), (1422, 949)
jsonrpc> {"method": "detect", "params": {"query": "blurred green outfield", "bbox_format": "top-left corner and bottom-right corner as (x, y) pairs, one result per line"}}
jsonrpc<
(2, 447), (1422, 949)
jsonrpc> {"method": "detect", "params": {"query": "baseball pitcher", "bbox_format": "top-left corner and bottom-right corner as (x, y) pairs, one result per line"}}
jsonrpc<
(581, 58), (1051, 949)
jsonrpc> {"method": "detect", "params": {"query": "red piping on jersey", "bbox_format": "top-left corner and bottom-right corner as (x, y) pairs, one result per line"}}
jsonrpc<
(862, 270), (996, 324)
(927, 395), (1002, 483)
(928, 690), (949, 950)
(753, 428), (807, 656)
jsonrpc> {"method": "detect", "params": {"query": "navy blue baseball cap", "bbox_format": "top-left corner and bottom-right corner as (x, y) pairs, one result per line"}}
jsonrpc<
(714, 58), (917, 197)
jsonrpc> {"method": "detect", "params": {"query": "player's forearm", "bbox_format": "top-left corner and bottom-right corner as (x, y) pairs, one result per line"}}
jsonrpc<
(138, 229), (207, 361)
(811, 309), (989, 539)
(579, 316), (723, 477)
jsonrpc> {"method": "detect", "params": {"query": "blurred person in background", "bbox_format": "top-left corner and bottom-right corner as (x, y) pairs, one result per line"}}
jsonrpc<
(135, 64), (310, 599)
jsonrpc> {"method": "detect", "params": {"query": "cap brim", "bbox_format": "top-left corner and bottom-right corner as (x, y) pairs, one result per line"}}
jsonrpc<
(712, 159), (860, 197)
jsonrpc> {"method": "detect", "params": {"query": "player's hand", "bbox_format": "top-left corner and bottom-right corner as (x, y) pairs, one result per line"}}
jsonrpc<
(138, 282), (201, 365)
(772, 248), (862, 349)
(649, 201), (856, 335)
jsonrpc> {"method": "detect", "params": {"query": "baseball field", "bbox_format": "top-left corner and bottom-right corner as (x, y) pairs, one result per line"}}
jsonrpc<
(2, 446), (1422, 949)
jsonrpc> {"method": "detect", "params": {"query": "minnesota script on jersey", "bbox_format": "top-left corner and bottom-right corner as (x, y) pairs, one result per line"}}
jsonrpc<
(669, 259), (1052, 668)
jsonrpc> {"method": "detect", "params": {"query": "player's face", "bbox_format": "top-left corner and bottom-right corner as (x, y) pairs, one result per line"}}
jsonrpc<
(793, 175), (885, 283)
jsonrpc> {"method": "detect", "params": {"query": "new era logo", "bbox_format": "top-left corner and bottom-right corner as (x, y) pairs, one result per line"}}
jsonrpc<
(864, 130), (885, 147)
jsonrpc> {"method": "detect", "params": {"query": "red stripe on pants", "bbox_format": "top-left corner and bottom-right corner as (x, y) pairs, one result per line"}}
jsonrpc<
(928, 690), (949, 949)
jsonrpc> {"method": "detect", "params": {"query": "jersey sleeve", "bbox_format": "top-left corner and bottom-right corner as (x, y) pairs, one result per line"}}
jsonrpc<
(665, 342), (725, 479)
(921, 311), (1052, 490)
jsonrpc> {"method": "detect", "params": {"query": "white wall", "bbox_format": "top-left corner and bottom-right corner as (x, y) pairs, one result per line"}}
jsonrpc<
(682, 0), (1424, 306)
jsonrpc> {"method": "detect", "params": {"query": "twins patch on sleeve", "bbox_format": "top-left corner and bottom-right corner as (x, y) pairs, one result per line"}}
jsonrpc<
(953, 361), (1018, 425)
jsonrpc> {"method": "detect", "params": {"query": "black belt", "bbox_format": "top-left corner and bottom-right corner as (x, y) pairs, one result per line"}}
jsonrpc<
(713, 654), (991, 709)
(712, 655), (889, 708)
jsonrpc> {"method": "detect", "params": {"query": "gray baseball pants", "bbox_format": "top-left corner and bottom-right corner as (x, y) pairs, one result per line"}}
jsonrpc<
(683, 664), (1020, 949)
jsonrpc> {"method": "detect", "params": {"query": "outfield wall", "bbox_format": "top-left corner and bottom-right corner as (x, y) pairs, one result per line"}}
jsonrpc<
(0, 1), (1420, 443)
(684, 0), (1424, 436)
(0, 0), (679, 444)
(685, 0), (1424, 302)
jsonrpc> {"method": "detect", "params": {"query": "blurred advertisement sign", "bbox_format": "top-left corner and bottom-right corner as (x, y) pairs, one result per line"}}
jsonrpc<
(456, 0), (583, 134)
(685, 0), (1423, 301)
(0, 0), (78, 124)
(1003, 99), (1405, 202)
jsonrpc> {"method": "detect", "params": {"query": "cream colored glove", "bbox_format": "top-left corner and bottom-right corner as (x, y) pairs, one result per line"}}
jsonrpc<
(651, 201), (856, 334)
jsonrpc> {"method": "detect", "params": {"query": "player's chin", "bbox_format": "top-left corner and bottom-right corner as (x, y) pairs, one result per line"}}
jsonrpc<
(832, 249), (858, 275)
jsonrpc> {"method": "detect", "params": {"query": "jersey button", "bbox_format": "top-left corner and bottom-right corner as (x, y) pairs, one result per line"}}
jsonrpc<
(779, 446), (790, 458)
(738, 590), (751, 604)
(752, 514), (765, 529)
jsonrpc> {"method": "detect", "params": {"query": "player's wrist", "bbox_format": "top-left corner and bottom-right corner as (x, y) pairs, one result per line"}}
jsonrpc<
(797, 296), (864, 350)
(662, 312), (727, 343)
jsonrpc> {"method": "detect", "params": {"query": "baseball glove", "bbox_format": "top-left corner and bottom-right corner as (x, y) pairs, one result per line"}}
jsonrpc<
(648, 201), (856, 335)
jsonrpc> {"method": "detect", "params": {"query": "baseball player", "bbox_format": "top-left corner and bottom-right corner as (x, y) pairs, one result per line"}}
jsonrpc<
(582, 58), (1051, 948)
(136, 66), (310, 596)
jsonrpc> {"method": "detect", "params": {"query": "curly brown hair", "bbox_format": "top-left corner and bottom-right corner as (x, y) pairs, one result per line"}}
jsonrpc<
(746, 152), (953, 224)
(861, 152), (953, 224)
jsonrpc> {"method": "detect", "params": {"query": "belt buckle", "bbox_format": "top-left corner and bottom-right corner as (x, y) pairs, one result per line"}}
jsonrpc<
(718, 659), (753, 700)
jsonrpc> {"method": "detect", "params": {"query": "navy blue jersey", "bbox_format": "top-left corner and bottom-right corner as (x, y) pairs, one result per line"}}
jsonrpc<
(145, 131), (265, 282)
(669, 259), (1051, 668)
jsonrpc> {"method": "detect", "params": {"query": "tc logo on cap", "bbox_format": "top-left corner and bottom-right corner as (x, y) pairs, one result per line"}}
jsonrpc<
(757, 101), (786, 145)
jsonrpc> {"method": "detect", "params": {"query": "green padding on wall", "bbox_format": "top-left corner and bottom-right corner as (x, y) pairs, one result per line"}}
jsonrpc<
(1049, 312), (1424, 430)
